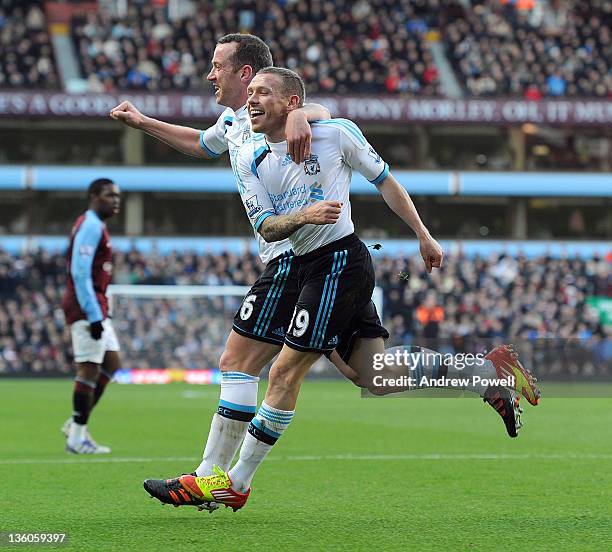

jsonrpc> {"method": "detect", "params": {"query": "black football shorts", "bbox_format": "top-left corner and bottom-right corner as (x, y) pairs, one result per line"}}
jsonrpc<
(232, 250), (298, 345)
(333, 299), (389, 362)
(284, 233), (378, 355)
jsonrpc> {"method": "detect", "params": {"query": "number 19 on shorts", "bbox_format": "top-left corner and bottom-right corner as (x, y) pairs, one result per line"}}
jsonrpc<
(290, 307), (309, 337)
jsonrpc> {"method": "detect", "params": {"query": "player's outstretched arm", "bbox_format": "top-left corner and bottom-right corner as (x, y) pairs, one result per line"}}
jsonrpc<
(377, 174), (444, 273)
(259, 201), (341, 243)
(285, 103), (331, 164)
(109, 101), (208, 158)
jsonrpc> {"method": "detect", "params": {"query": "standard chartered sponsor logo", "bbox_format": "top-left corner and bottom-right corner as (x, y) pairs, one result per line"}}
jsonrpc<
(269, 184), (309, 212)
(268, 184), (307, 203)
(275, 198), (309, 212)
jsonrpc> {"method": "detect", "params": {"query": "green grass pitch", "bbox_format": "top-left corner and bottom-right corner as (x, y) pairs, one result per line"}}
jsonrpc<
(1, 379), (611, 551)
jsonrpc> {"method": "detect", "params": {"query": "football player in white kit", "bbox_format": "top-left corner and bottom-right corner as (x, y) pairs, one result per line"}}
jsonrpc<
(141, 67), (441, 510)
(140, 67), (541, 512)
(118, 49), (539, 509)
(110, 35), (386, 507)
(110, 34), (332, 484)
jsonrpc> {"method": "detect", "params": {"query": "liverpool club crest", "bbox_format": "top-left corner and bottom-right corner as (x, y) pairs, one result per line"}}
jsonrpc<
(303, 154), (321, 176)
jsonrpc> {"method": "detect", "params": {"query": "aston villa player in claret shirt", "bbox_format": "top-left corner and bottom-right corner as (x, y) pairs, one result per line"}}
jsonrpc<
(61, 178), (122, 454)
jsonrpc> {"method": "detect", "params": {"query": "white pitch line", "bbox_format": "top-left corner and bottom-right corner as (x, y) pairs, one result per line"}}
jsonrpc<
(1, 453), (612, 465)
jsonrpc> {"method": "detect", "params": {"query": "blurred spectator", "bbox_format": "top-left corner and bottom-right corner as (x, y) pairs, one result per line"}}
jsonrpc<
(547, 72), (566, 96)
(0, 0), (59, 89)
(415, 292), (444, 338)
(524, 82), (543, 101)
(0, 247), (609, 376)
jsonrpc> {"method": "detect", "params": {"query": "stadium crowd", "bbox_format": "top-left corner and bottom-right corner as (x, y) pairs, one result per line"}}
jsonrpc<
(443, 0), (611, 97)
(2, 1), (609, 98)
(71, 0), (441, 95)
(1, 247), (609, 376)
(0, 0), (59, 89)
(67, 0), (610, 98)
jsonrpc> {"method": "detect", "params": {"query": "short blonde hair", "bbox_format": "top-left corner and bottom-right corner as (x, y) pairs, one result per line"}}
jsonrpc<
(257, 67), (305, 106)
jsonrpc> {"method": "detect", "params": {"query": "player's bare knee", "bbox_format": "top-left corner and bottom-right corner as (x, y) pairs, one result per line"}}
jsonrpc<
(76, 363), (98, 381)
(219, 347), (243, 373)
(102, 351), (121, 374)
(219, 347), (262, 377)
(221, 331), (279, 376)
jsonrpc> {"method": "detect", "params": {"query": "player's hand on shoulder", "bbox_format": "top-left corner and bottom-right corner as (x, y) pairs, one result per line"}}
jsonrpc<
(89, 320), (104, 340)
(285, 110), (311, 165)
(304, 201), (342, 225)
(418, 233), (443, 273)
(109, 101), (145, 129)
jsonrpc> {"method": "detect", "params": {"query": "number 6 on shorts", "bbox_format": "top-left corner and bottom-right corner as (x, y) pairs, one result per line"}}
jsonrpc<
(240, 294), (257, 320)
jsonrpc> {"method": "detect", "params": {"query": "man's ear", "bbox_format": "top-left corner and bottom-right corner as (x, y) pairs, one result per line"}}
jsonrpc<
(240, 65), (254, 83)
(287, 95), (301, 112)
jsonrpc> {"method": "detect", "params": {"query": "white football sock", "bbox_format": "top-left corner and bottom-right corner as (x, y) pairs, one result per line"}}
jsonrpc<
(195, 371), (259, 476)
(229, 401), (294, 493)
(67, 422), (86, 447)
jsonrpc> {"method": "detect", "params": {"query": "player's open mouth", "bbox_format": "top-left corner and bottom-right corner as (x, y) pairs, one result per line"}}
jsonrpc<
(249, 109), (264, 121)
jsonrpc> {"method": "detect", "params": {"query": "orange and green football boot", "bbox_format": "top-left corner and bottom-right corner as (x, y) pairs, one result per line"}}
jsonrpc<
(144, 466), (249, 512)
(485, 344), (541, 406)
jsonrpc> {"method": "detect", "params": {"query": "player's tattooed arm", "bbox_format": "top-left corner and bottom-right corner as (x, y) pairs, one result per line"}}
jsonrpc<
(377, 174), (443, 273)
(286, 103), (331, 164)
(109, 101), (206, 158)
(259, 201), (342, 242)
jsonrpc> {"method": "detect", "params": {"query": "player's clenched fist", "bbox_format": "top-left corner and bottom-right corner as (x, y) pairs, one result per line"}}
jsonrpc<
(418, 233), (443, 273)
(303, 201), (342, 225)
(109, 101), (146, 129)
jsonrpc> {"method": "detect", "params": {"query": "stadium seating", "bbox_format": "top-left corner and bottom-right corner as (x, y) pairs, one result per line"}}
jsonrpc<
(2, 1), (609, 98)
(1, 247), (608, 375)
(70, 0), (440, 95)
(443, 0), (611, 97)
(0, 0), (59, 89)
(67, 0), (610, 97)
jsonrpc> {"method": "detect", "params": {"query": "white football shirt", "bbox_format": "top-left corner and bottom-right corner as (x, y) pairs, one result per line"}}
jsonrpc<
(236, 118), (389, 256)
(200, 105), (292, 264)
